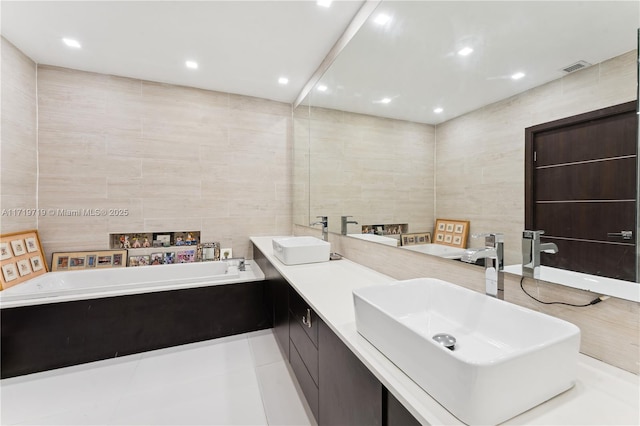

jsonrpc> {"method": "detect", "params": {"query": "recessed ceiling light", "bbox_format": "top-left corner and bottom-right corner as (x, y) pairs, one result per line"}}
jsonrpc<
(317, 0), (332, 7)
(185, 61), (198, 69)
(434, 107), (444, 113)
(317, 85), (328, 92)
(374, 14), (391, 25)
(457, 47), (473, 56)
(511, 72), (525, 80)
(380, 98), (392, 104)
(62, 38), (81, 49)
(278, 77), (289, 85)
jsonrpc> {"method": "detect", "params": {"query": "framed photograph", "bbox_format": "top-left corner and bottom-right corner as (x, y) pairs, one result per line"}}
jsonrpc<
(128, 255), (150, 267)
(164, 252), (176, 264)
(221, 248), (233, 260)
(17, 259), (32, 276)
(30, 255), (44, 272)
(400, 232), (432, 246)
(433, 219), (470, 248)
(150, 252), (164, 265)
(177, 250), (195, 263)
(0, 242), (11, 261)
(51, 249), (127, 271)
(1, 230), (48, 289)
(10, 240), (26, 256)
(156, 234), (171, 247)
(2, 263), (18, 282)
(25, 237), (38, 253)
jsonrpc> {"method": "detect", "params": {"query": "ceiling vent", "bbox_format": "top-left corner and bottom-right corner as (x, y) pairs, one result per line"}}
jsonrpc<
(561, 60), (592, 73)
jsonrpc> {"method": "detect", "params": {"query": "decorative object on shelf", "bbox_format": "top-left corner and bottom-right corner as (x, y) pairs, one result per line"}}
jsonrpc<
(433, 219), (470, 248)
(221, 247), (233, 260)
(110, 231), (201, 249)
(177, 249), (196, 263)
(1, 230), (48, 290)
(400, 232), (432, 246)
(197, 242), (220, 262)
(360, 224), (408, 235)
(150, 252), (164, 265)
(51, 249), (128, 271)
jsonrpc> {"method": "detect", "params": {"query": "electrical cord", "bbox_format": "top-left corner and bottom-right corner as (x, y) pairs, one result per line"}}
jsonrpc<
(519, 276), (609, 307)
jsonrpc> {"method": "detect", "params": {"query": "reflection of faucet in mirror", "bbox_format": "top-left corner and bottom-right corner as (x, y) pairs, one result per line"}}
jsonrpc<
(462, 233), (504, 300)
(311, 216), (329, 241)
(522, 230), (559, 279)
(341, 216), (358, 235)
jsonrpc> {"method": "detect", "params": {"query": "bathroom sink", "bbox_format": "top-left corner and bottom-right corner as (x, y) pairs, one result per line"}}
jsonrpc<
(353, 278), (580, 425)
(399, 243), (467, 259)
(348, 233), (398, 247)
(272, 236), (330, 265)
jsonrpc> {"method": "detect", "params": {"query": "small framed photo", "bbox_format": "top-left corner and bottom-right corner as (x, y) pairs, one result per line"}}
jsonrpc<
(97, 256), (113, 267)
(57, 256), (69, 269)
(129, 255), (150, 267)
(437, 222), (446, 232)
(17, 259), (32, 276)
(164, 252), (176, 264)
(0, 242), (11, 260)
(454, 224), (464, 234)
(2, 263), (18, 282)
(436, 234), (444, 242)
(401, 232), (431, 246)
(113, 253), (123, 266)
(156, 234), (171, 247)
(453, 235), (462, 245)
(150, 252), (164, 265)
(444, 234), (453, 243)
(10, 239), (26, 256)
(221, 248), (233, 260)
(30, 255), (44, 272)
(445, 223), (454, 233)
(69, 257), (85, 268)
(87, 255), (97, 268)
(177, 250), (195, 263)
(25, 237), (38, 253)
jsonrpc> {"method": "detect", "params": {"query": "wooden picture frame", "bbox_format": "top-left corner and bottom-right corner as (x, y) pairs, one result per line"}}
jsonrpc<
(433, 219), (470, 248)
(400, 232), (432, 246)
(51, 249), (128, 271)
(1, 230), (48, 290)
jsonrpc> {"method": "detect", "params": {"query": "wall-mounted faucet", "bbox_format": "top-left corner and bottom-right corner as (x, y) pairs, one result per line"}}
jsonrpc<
(461, 233), (504, 300)
(310, 216), (329, 241)
(522, 230), (558, 279)
(341, 216), (358, 235)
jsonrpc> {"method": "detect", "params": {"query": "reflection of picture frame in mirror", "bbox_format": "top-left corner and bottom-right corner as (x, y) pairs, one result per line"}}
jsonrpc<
(401, 232), (432, 246)
(453, 235), (462, 245)
(444, 234), (453, 243)
(197, 242), (220, 262)
(437, 222), (446, 232)
(69, 257), (85, 268)
(433, 219), (470, 248)
(57, 256), (69, 269)
(10, 240), (26, 256)
(87, 255), (96, 268)
(454, 224), (464, 234)
(0, 242), (11, 260)
(25, 237), (38, 253)
(30, 255), (44, 272)
(436, 233), (444, 242)
(445, 223), (454, 233)
(51, 250), (127, 271)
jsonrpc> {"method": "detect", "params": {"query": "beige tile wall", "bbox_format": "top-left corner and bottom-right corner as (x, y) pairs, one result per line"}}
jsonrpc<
(0, 37), (38, 234)
(294, 225), (639, 374)
(36, 65), (293, 262)
(436, 50), (638, 264)
(306, 106), (435, 235)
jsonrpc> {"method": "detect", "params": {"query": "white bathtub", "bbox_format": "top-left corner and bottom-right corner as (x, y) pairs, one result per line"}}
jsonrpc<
(0, 261), (264, 308)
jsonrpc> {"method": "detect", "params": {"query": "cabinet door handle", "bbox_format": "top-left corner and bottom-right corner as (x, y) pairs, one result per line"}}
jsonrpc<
(301, 308), (312, 328)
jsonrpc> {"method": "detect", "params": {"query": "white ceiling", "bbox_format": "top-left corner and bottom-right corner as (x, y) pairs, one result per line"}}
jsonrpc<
(1, 1), (638, 122)
(1, 0), (365, 103)
(309, 1), (640, 124)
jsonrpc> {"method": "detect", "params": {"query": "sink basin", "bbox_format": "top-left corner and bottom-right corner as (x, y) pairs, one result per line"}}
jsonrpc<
(399, 243), (467, 259)
(353, 278), (580, 425)
(348, 233), (398, 247)
(272, 236), (330, 265)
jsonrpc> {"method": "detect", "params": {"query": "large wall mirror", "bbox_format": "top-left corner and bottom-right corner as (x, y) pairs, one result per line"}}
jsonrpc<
(293, 1), (640, 288)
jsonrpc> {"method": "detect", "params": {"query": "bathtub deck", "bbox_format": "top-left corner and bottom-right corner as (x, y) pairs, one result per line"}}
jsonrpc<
(0, 329), (316, 425)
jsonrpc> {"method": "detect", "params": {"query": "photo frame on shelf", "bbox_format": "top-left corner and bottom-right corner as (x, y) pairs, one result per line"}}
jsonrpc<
(197, 242), (220, 262)
(400, 232), (432, 246)
(51, 249), (128, 272)
(1, 230), (48, 290)
(433, 219), (470, 248)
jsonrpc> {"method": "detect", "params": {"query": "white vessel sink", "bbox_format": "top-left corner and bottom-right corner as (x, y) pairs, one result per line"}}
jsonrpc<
(348, 233), (398, 247)
(400, 243), (467, 259)
(353, 278), (580, 425)
(272, 236), (330, 265)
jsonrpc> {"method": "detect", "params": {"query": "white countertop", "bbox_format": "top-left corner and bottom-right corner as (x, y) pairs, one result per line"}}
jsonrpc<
(251, 236), (640, 426)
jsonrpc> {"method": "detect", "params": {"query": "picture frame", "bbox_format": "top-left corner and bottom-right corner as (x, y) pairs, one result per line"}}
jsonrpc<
(51, 249), (128, 272)
(176, 249), (196, 263)
(400, 232), (432, 246)
(1, 230), (48, 290)
(128, 255), (150, 267)
(433, 219), (470, 248)
(197, 242), (220, 262)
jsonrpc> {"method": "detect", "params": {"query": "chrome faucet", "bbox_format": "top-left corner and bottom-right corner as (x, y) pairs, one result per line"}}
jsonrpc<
(522, 230), (558, 279)
(461, 233), (504, 299)
(310, 215), (329, 241)
(341, 216), (359, 235)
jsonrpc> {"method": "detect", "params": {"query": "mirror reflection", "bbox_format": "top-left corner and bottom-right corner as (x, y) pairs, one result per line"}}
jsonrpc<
(293, 1), (639, 284)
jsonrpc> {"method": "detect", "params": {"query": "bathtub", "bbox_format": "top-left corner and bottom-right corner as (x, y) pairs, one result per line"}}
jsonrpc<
(0, 260), (263, 308)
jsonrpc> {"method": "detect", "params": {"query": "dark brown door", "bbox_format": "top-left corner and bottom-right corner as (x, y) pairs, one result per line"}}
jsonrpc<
(525, 101), (637, 282)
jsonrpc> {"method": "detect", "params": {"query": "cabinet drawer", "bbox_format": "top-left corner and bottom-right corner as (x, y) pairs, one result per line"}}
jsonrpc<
(288, 287), (318, 347)
(290, 340), (319, 421)
(290, 313), (319, 386)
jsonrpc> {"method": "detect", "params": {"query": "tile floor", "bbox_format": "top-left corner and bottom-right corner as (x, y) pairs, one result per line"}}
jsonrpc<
(0, 330), (316, 425)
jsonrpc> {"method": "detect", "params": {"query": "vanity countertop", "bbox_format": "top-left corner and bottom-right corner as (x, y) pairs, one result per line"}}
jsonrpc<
(251, 236), (639, 425)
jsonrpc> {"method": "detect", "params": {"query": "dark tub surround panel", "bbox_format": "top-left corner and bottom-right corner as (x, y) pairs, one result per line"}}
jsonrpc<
(1, 282), (271, 379)
(253, 244), (419, 426)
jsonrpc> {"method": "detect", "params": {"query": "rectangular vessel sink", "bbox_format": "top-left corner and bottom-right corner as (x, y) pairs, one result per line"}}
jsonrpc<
(353, 278), (580, 425)
(272, 236), (330, 265)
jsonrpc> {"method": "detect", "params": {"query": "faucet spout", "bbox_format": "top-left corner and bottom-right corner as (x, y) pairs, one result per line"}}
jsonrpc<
(540, 242), (558, 254)
(311, 216), (329, 242)
(341, 216), (359, 235)
(461, 233), (504, 299)
(522, 230), (559, 278)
